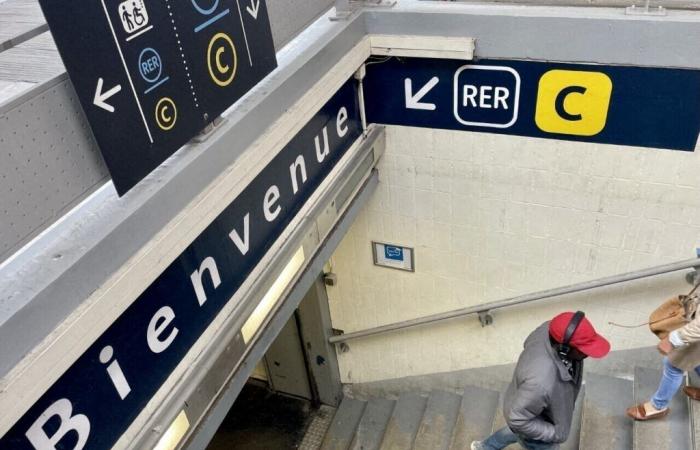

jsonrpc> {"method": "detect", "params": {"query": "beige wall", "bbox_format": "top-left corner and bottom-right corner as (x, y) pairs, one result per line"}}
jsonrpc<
(326, 125), (700, 384)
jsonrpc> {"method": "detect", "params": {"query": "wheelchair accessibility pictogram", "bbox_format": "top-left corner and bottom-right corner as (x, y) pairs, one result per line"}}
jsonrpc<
(207, 32), (237, 87)
(118, 0), (149, 35)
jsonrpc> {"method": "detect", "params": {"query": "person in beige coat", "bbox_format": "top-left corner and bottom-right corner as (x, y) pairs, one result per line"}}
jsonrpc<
(626, 316), (700, 420)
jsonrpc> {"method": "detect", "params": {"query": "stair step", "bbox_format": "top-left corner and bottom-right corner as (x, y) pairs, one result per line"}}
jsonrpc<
(633, 366), (691, 450)
(449, 385), (500, 450)
(379, 392), (428, 450)
(560, 383), (585, 450)
(321, 397), (367, 450)
(488, 387), (519, 449)
(350, 398), (396, 450)
(689, 371), (700, 450)
(488, 382), (583, 450)
(490, 386), (508, 433)
(579, 373), (633, 450)
(413, 390), (462, 450)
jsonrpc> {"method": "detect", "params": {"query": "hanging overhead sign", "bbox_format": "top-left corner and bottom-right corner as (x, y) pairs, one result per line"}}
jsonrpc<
(0, 78), (361, 449)
(364, 57), (700, 151)
(38, 0), (278, 195)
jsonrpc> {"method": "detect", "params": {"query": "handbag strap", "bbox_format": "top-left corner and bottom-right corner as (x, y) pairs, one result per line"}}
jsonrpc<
(609, 313), (682, 329)
(609, 279), (700, 329)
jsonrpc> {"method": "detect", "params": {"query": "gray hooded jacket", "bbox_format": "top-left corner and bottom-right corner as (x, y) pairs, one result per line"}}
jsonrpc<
(503, 321), (582, 443)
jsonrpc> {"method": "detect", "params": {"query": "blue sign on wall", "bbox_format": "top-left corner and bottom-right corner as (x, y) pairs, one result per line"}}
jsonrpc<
(0, 78), (361, 449)
(384, 245), (404, 261)
(364, 57), (700, 151)
(38, 0), (278, 195)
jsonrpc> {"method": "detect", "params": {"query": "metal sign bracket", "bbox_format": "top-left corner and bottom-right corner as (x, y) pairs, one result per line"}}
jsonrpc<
(193, 116), (227, 143)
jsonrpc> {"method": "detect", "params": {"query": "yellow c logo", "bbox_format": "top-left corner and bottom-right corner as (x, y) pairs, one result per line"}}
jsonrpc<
(535, 70), (612, 136)
(207, 32), (237, 87)
(155, 97), (177, 131)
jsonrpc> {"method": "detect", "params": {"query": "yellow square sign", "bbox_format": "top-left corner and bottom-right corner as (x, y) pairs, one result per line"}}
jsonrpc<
(535, 70), (612, 136)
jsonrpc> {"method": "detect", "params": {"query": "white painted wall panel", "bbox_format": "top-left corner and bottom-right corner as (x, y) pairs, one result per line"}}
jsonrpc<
(327, 125), (700, 383)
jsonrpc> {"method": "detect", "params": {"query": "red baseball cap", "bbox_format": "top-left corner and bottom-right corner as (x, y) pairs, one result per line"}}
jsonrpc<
(549, 312), (611, 358)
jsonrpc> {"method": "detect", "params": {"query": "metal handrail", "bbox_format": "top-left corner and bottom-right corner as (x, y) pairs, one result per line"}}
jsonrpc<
(328, 256), (700, 344)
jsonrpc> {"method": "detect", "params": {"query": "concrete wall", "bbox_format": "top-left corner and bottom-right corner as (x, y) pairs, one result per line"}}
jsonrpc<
(267, 0), (334, 49)
(327, 125), (700, 383)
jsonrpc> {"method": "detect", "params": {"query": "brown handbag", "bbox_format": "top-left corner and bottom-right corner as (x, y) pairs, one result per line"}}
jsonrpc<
(649, 283), (700, 339)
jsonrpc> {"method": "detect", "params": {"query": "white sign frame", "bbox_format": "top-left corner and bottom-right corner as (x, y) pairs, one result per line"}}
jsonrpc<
(372, 241), (415, 272)
(452, 65), (521, 129)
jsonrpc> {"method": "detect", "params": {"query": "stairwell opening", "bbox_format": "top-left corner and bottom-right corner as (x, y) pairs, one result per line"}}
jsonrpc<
(205, 275), (342, 449)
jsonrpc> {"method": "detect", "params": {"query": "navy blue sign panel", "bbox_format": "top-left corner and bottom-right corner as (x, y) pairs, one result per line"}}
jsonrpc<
(0, 79), (361, 449)
(364, 57), (700, 151)
(38, 0), (277, 195)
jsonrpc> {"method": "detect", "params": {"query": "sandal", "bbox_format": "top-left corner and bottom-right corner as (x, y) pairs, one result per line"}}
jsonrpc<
(625, 402), (669, 421)
(684, 386), (700, 401)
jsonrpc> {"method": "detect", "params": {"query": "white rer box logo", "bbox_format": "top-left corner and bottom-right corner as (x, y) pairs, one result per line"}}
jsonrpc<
(453, 65), (521, 129)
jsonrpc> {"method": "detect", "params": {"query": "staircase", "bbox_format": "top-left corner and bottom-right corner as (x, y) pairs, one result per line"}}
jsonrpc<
(318, 368), (697, 450)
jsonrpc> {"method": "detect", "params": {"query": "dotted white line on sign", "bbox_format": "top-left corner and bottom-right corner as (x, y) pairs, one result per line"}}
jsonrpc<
(164, 0), (200, 108)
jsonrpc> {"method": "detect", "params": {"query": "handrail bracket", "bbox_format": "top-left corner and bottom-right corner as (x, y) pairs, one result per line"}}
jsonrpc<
(478, 310), (493, 327)
(332, 328), (350, 353)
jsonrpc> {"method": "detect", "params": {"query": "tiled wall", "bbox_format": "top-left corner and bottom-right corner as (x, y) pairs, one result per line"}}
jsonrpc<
(327, 125), (700, 383)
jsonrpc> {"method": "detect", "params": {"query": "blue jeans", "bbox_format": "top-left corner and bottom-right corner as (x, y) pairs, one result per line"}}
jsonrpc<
(651, 357), (700, 410)
(482, 426), (558, 450)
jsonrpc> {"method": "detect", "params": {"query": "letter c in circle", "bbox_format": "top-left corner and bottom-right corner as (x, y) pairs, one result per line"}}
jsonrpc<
(207, 32), (237, 87)
(555, 85), (586, 121)
(216, 47), (229, 73)
(161, 105), (171, 123)
(155, 97), (177, 131)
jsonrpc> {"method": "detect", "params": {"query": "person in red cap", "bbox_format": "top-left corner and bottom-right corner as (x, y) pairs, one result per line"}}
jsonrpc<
(472, 311), (610, 450)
